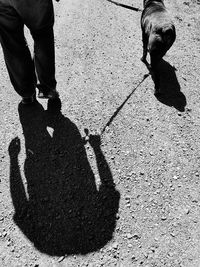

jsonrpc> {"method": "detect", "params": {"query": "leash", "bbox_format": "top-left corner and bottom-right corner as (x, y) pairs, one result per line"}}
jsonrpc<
(106, 0), (142, 12)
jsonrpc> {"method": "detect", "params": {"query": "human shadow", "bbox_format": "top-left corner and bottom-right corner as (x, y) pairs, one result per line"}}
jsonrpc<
(8, 99), (120, 256)
(152, 59), (187, 112)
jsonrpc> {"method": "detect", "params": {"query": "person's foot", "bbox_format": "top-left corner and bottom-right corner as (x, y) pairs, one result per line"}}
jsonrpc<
(21, 94), (36, 105)
(38, 89), (59, 99)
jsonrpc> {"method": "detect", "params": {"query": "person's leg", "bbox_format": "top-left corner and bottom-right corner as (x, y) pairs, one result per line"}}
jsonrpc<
(0, 4), (36, 102)
(12, 0), (58, 98)
(31, 26), (58, 98)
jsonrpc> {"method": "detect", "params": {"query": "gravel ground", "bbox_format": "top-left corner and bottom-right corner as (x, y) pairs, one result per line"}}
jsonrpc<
(0, 0), (200, 266)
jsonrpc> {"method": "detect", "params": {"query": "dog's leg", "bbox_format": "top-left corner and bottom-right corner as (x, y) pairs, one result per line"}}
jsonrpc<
(141, 30), (148, 63)
(141, 30), (151, 69)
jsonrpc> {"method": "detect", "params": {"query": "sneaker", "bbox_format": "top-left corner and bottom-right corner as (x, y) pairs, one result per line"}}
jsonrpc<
(38, 89), (59, 99)
(21, 94), (36, 105)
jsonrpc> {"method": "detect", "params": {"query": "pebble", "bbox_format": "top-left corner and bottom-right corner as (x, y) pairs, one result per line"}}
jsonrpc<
(184, 208), (190, 214)
(112, 242), (118, 249)
(191, 197), (198, 203)
(131, 255), (136, 261)
(85, 136), (89, 141)
(133, 234), (141, 240)
(127, 233), (133, 239)
(116, 213), (120, 220)
(3, 231), (7, 237)
(58, 256), (65, 262)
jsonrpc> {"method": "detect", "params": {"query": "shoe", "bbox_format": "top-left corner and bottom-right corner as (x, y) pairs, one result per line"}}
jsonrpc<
(38, 89), (59, 99)
(21, 94), (36, 105)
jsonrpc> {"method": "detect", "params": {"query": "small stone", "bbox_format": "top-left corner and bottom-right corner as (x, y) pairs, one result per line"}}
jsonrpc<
(7, 240), (12, 246)
(85, 136), (89, 141)
(131, 255), (136, 261)
(3, 231), (7, 237)
(58, 256), (65, 262)
(112, 242), (118, 249)
(191, 198), (198, 203)
(116, 213), (120, 220)
(133, 234), (140, 240)
(184, 208), (190, 214)
(127, 233), (133, 239)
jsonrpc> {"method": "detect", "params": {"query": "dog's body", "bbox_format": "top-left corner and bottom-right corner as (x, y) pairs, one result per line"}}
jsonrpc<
(141, 0), (176, 92)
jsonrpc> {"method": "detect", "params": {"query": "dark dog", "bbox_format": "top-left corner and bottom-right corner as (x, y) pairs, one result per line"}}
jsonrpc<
(141, 0), (176, 94)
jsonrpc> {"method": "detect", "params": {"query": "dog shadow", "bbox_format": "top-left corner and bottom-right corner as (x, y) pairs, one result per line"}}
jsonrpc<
(8, 99), (120, 256)
(152, 59), (187, 112)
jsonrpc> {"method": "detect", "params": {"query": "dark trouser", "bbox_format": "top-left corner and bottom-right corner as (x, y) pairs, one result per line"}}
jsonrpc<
(0, 1), (56, 98)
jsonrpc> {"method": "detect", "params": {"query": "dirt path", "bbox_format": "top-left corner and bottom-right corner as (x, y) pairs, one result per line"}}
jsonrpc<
(1, 0), (200, 266)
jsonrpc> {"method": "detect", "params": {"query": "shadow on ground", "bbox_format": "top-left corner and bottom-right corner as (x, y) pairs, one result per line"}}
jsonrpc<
(153, 59), (187, 112)
(8, 99), (120, 256)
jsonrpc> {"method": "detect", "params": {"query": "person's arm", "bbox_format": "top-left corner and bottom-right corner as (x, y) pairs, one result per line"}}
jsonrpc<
(8, 137), (28, 218)
(89, 134), (115, 188)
